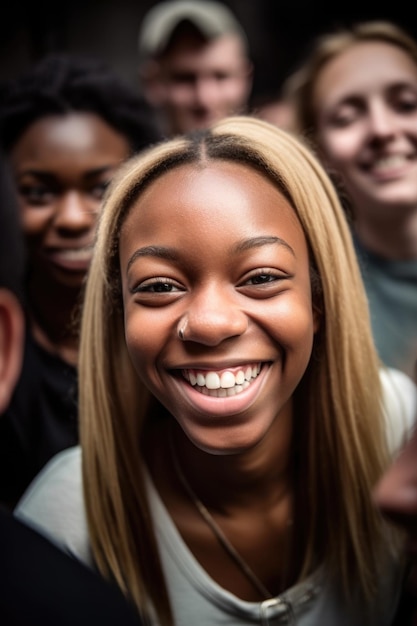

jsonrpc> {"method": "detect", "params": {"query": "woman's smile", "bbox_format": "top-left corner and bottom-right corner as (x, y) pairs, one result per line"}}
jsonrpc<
(170, 362), (271, 419)
(182, 362), (262, 396)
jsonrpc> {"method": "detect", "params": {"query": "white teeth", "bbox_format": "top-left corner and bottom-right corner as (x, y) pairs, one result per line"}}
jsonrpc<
(189, 372), (197, 386)
(220, 371), (235, 388)
(372, 155), (408, 171)
(196, 373), (205, 386)
(206, 372), (220, 389)
(55, 248), (93, 261)
(183, 364), (262, 397)
(235, 370), (245, 385)
(188, 378), (252, 398)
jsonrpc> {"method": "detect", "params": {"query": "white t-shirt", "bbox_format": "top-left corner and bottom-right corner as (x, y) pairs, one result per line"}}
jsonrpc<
(15, 367), (417, 625)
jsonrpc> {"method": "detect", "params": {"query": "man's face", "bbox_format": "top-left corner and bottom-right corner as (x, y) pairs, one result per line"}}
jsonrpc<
(150, 32), (252, 135)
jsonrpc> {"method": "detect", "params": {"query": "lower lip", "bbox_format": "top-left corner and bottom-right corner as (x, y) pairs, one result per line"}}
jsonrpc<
(174, 365), (270, 418)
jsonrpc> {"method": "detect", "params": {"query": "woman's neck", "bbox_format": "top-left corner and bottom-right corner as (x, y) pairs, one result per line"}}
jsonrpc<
(354, 205), (417, 260)
(160, 407), (294, 513)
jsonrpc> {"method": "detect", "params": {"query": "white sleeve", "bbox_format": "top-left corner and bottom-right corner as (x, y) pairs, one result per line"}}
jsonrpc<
(14, 445), (93, 567)
(380, 367), (417, 455)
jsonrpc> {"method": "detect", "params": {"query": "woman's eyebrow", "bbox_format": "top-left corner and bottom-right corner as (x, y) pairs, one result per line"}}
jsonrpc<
(233, 235), (295, 256)
(126, 245), (178, 272)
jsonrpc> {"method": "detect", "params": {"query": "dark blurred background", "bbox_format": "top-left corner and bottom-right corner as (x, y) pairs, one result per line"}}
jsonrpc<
(1, 0), (415, 105)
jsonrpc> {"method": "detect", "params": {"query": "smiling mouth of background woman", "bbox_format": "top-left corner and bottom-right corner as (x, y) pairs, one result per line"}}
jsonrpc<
(181, 364), (262, 397)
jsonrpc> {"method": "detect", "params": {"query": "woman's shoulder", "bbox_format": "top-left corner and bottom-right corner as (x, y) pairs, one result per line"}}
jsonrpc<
(16, 445), (82, 500)
(14, 446), (92, 565)
(380, 366), (417, 454)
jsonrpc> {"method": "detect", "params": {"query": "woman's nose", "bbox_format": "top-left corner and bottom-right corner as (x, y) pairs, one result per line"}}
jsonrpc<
(366, 101), (398, 139)
(180, 285), (248, 346)
(54, 190), (97, 232)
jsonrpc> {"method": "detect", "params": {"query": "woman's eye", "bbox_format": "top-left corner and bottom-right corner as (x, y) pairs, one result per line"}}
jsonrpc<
(238, 269), (292, 297)
(395, 98), (417, 113)
(328, 108), (358, 128)
(18, 184), (53, 206)
(244, 272), (280, 286)
(133, 279), (182, 293)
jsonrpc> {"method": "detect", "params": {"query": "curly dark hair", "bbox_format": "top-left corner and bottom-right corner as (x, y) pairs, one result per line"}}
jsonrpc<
(0, 53), (162, 153)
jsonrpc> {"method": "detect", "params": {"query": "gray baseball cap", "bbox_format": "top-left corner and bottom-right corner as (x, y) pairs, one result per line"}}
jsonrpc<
(138, 0), (248, 60)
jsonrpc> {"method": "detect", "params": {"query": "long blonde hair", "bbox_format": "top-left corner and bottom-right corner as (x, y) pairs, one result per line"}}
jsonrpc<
(79, 115), (393, 624)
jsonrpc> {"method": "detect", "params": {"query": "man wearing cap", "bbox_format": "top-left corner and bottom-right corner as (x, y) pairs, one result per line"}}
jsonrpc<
(138, 0), (253, 137)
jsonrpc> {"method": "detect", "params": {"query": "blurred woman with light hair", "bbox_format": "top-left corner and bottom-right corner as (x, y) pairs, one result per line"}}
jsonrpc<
(289, 20), (417, 382)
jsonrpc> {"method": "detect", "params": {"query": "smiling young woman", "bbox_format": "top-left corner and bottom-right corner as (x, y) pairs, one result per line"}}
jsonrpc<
(14, 116), (417, 626)
(288, 20), (417, 382)
(0, 53), (161, 507)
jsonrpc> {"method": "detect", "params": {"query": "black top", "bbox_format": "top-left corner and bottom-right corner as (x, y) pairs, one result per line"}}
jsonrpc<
(0, 507), (142, 625)
(0, 331), (78, 506)
(391, 565), (417, 626)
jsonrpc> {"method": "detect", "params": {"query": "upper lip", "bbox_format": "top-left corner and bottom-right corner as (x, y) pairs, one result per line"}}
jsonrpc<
(170, 359), (271, 371)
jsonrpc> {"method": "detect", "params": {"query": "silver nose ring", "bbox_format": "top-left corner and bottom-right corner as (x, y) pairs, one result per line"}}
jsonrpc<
(178, 319), (187, 341)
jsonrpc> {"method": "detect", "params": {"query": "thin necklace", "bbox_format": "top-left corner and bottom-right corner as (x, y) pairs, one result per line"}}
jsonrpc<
(169, 433), (274, 600)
